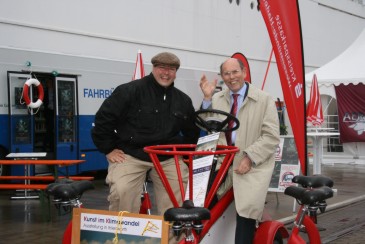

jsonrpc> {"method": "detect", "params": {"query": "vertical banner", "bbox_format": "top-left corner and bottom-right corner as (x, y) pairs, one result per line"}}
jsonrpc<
(335, 83), (365, 142)
(259, 0), (307, 175)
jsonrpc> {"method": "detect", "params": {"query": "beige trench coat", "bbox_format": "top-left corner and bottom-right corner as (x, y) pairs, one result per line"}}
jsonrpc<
(212, 83), (280, 220)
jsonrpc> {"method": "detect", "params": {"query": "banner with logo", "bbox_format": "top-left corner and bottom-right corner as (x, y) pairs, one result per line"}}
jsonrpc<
(72, 208), (169, 243)
(335, 83), (365, 142)
(259, 0), (307, 174)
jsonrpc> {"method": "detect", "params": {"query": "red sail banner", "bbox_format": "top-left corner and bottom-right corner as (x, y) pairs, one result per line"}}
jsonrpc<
(335, 83), (365, 143)
(133, 50), (145, 80)
(231, 52), (251, 83)
(259, 0), (307, 175)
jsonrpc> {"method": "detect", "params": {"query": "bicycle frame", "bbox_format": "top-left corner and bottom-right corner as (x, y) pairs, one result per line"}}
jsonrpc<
(144, 144), (239, 243)
(255, 203), (322, 244)
(146, 144), (323, 244)
(58, 143), (323, 244)
(139, 182), (152, 215)
(288, 204), (321, 244)
(60, 199), (83, 244)
(63, 221), (73, 244)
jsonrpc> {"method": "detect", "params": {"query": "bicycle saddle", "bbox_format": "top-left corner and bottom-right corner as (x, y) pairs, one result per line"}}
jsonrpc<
(45, 179), (94, 201)
(284, 186), (333, 205)
(292, 175), (334, 188)
(164, 200), (211, 222)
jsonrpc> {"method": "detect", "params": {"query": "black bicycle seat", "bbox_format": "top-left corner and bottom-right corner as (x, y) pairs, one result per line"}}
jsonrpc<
(292, 175), (334, 188)
(284, 186), (333, 205)
(45, 179), (94, 201)
(164, 200), (211, 222)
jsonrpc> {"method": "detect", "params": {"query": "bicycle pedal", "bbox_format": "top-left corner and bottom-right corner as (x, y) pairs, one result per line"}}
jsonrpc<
(299, 227), (307, 233)
(315, 225), (327, 231)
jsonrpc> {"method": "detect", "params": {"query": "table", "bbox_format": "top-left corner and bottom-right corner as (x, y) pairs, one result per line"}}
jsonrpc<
(5, 153), (47, 199)
(307, 132), (340, 175)
(0, 154), (85, 199)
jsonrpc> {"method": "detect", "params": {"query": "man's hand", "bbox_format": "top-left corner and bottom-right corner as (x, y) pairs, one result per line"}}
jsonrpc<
(106, 149), (126, 163)
(200, 74), (218, 101)
(234, 156), (252, 175)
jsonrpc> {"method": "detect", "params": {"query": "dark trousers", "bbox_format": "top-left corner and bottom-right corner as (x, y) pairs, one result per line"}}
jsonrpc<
(235, 214), (256, 244)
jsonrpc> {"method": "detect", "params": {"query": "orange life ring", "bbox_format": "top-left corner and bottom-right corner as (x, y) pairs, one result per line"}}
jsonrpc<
(23, 78), (44, 109)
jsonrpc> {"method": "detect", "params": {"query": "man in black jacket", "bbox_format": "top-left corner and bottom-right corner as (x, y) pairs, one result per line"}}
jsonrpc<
(92, 52), (200, 215)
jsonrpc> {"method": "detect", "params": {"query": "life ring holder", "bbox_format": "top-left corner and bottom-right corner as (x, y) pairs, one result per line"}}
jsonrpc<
(22, 78), (44, 109)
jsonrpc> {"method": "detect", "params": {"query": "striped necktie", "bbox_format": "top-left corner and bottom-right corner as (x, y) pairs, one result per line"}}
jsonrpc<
(225, 94), (239, 146)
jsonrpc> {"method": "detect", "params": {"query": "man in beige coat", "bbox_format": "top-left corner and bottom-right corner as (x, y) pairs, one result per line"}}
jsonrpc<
(200, 58), (280, 243)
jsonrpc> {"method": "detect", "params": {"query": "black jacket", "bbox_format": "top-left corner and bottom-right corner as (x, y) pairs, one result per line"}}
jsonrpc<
(91, 73), (200, 161)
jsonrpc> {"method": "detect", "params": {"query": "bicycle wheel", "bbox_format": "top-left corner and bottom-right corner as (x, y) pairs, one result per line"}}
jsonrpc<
(273, 231), (284, 244)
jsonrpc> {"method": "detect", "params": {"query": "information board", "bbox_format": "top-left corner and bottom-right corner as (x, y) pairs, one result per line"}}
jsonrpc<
(184, 132), (220, 207)
(269, 136), (300, 192)
(72, 208), (169, 244)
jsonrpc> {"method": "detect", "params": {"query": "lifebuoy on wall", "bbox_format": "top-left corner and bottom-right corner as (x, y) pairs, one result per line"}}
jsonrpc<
(22, 78), (44, 109)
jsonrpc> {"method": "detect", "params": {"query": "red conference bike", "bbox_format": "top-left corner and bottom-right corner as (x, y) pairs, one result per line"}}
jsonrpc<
(46, 109), (334, 244)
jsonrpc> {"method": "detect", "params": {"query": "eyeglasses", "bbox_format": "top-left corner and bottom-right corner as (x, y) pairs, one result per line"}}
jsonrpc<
(222, 70), (241, 77)
(156, 65), (177, 73)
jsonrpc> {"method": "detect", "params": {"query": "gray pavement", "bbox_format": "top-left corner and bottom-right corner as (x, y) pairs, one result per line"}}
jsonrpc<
(321, 200), (365, 243)
(265, 163), (365, 243)
(0, 163), (364, 243)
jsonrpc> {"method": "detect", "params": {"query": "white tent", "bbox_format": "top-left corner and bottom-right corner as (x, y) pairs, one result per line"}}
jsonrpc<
(305, 28), (365, 163)
(305, 28), (365, 97)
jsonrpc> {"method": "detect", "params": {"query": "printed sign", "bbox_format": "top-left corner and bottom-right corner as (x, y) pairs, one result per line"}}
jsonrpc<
(278, 164), (299, 191)
(72, 208), (169, 244)
(185, 132), (220, 207)
(335, 83), (365, 142)
(269, 136), (300, 192)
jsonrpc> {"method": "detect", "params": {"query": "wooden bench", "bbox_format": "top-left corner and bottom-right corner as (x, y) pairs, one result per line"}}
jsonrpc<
(0, 183), (55, 221)
(0, 159), (92, 191)
(0, 176), (95, 181)
(0, 158), (91, 221)
(0, 175), (95, 221)
(0, 175), (94, 192)
(0, 175), (94, 191)
(0, 184), (48, 190)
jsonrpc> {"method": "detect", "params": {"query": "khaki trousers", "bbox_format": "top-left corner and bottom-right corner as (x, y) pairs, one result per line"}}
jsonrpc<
(106, 154), (188, 215)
